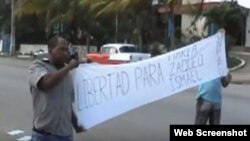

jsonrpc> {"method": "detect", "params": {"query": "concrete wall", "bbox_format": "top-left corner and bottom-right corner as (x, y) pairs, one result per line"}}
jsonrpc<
(181, 0), (209, 41)
(0, 40), (2, 52)
(19, 44), (97, 56)
(183, 0), (201, 4)
(19, 44), (48, 55)
(181, 15), (207, 41)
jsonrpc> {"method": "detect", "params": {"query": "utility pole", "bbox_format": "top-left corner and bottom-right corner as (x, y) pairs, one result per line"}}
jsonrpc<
(115, 13), (118, 43)
(10, 0), (15, 55)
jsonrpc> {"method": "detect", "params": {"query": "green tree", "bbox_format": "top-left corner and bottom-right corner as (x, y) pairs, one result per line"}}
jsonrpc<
(80, 0), (166, 52)
(0, 1), (11, 34)
(204, 2), (245, 40)
(203, 2), (245, 46)
(16, 0), (80, 38)
(16, 0), (115, 52)
(15, 0), (206, 52)
(203, 2), (245, 61)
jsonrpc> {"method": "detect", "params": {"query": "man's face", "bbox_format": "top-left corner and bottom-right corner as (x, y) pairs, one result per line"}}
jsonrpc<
(50, 38), (69, 66)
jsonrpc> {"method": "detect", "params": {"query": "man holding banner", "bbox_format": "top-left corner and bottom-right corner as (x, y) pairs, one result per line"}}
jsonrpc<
(28, 36), (85, 141)
(195, 72), (232, 125)
(74, 30), (229, 129)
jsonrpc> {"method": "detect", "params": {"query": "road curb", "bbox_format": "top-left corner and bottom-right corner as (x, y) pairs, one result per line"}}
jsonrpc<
(15, 55), (33, 60)
(0, 53), (11, 57)
(229, 56), (246, 72)
(229, 56), (249, 85)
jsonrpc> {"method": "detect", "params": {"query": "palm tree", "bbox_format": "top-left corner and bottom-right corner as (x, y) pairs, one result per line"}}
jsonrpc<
(166, 0), (182, 50)
(16, 0), (78, 38)
(83, 0), (206, 50)
(0, 1), (11, 34)
(203, 2), (245, 58)
(15, 0), (206, 52)
(80, 0), (165, 52)
(16, 0), (50, 37)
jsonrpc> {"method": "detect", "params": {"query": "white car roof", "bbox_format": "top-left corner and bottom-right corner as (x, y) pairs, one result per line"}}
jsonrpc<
(102, 43), (136, 49)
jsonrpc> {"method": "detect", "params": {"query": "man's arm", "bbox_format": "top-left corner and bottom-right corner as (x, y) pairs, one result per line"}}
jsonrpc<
(38, 60), (79, 91)
(72, 109), (86, 133)
(221, 73), (232, 87)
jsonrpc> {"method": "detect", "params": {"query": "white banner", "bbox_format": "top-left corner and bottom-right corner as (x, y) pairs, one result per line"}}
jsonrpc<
(73, 32), (228, 129)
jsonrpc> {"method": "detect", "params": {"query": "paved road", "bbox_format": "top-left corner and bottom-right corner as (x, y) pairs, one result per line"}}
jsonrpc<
(0, 57), (250, 141)
(230, 52), (250, 84)
(0, 58), (33, 141)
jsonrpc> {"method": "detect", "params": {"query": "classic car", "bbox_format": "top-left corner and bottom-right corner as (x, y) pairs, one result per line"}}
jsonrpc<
(86, 43), (151, 64)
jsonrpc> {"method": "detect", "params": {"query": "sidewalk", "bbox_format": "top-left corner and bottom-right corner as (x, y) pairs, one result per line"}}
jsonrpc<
(229, 50), (250, 84)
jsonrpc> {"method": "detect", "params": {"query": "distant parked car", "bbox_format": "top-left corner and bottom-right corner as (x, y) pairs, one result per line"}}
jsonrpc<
(86, 43), (151, 64)
(33, 49), (48, 60)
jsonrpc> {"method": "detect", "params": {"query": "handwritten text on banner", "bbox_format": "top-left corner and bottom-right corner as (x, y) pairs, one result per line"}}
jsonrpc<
(73, 32), (228, 129)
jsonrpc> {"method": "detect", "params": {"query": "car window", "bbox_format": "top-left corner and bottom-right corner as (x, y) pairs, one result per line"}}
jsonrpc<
(101, 47), (109, 53)
(109, 47), (118, 54)
(119, 46), (137, 53)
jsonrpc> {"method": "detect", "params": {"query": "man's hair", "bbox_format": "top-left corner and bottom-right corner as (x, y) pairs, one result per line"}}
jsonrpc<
(47, 36), (68, 51)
